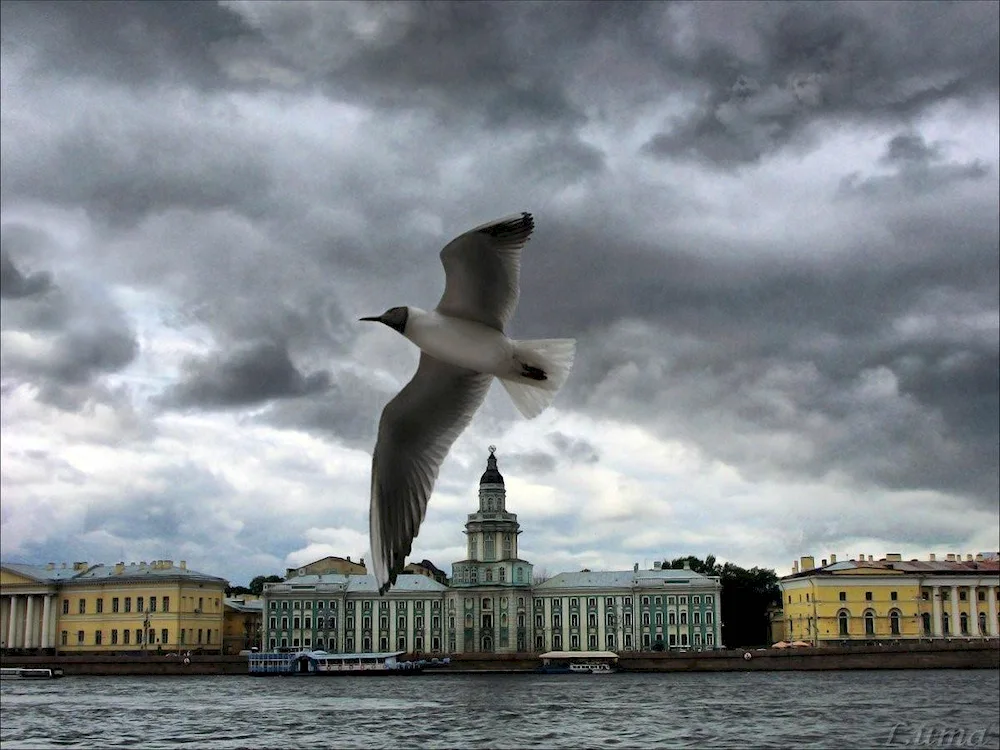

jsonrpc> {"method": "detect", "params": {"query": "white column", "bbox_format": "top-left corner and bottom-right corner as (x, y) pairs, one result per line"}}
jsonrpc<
(24, 595), (36, 649)
(969, 586), (979, 637)
(988, 587), (998, 637)
(41, 595), (53, 650)
(932, 586), (943, 637)
(950, 585), (961, 636)
(5, 595), (16, 648)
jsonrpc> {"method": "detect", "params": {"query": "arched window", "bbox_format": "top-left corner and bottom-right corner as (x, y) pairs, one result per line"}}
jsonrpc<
(889, 609), (901, 636)
(980, 612), (988, 635)
(922, 613), (932, 635)
(959, 613), (969, 635)
(864, 610), (876, 636)
(838, 609), (850, 637)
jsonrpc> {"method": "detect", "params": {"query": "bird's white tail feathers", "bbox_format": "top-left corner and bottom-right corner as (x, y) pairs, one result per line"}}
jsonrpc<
(500, 339), (576, 419)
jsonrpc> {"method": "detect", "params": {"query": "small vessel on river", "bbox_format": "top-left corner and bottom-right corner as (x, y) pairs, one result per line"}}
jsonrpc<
(0, 667), (65, 680)
(536, 650), (619, 674)
(248, 650), (423, 676)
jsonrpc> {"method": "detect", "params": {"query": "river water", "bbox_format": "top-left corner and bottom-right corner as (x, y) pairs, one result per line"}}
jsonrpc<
(1, 670), (998, 749)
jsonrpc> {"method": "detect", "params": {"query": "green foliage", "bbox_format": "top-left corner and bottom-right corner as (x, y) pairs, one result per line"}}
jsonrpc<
(668, 554), (780, 648)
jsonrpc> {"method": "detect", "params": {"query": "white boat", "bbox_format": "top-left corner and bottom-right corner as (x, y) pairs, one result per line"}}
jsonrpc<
(569, 662), (615, 674)
(0, 667), (64, 680)
(249, 650), (423, 676)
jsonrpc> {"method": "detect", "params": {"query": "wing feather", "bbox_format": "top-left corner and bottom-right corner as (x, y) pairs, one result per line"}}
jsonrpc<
(435, 212), (534, 331)
(369, 353), (493, 594)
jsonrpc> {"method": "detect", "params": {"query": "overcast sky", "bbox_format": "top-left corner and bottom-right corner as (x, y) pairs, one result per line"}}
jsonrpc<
(2, 0), (997, 586)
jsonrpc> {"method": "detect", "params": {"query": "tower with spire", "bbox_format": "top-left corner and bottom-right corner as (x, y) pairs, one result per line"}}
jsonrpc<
(451, 447), (533, 589)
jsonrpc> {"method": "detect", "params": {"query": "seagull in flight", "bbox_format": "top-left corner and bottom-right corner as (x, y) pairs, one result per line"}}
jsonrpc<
(360, 212), (576, 594)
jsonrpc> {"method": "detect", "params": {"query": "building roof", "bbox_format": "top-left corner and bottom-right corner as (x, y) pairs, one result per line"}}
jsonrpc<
(782, 557), (1000, 580)
(480, 446), (504, 486)
(224, 598), (264, 613)
(2, 563), (89, 583)
(2, 560), (227, 585)
(534, 568), (719, 590)
(268, 573), (448, 593)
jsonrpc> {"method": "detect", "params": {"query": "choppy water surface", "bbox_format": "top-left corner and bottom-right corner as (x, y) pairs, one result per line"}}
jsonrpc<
(2, 670), (998, 749)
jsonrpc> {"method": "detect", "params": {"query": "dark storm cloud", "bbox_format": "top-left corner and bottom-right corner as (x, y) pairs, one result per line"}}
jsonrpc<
(548, 433), (600, 465)
(644, 2), (999, 167)
(839, 132), (991, 197)
(162, 340), (331, 410)
(0, 0), (257, 91)
(0, 251), (52, 299)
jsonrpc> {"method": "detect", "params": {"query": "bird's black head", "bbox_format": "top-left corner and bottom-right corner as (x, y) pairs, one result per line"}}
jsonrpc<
(359, 306), (409, 334)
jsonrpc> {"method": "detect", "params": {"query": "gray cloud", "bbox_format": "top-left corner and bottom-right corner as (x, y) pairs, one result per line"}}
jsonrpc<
(162, 340), (331, 410)
(644, 2), (998, 167)
(0, 252), (53, 299)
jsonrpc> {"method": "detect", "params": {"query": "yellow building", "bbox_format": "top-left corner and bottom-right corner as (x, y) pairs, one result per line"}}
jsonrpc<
(1, 560), (228, 655)
(223, 596), (263, 654)
(778, 552), (1000, 645)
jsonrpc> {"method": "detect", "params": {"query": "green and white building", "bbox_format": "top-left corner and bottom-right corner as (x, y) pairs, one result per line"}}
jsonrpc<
(262, 448), (722, 654)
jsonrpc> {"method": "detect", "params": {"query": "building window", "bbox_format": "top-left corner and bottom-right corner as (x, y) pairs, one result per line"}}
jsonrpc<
(978, 590), (986, 601)
(959, 590), (967, 601)
(589, 598), (597, 608)
(112, 597), (119, 613)
(161, 629), (169, 644)
(415, 616), (424, 630)
(124, 630), (130, 645)
(694, 612), (701, 625)
(707, 633), (714, 645)
(553, 635), (562, 650)
(704, 596), (712, 605)
(484, 537), (495, 561)
(137, 597), (144, 613)
(77, 631), (85, 645)
(570, 634), (579, 650)
(642, 633), (650, 648)
(62, 599), (69, 615)
(980, 612), (988, 634)
(680, 634), (688, 646)
(890, 591), (897, 601)
(588, 634), (597, 649)
(149, 596), (156, 613)
(163, 597), (170, 613)
(588, 614), (597, 628)
(95, 631), (103, 646)
(943, 612), (950, 635)
(571, 614), (579, 628)
(642, 612), (650, 626)
(125, 597), (131, 613)
(606, 597), (613, 608)
(839, 610), (850, 636)
(654, 612), (662, 626)
(293, 617), (300, 629)
(680, 612), (687, 625)
(890, 610), (901, 636)
(960, 613), (969, 635)
(59, 631), (67, 646)
(78, 599), (86, 614)
(864, 610), (875, 636)
(706, 612), (713, 625)
(922, 613), (932, 635)
(642, 597), (649, 607)
(625, 597), (632, 607)
(839, 592), (846, 601)
(111, 629), (118, 645)
(96, 598), (104, 614)
(503, 534), (512, 557)
(806, 594), (810, 602)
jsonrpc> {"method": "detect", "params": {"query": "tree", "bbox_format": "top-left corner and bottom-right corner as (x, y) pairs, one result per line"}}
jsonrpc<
(225, 585), (253, 597)
(248, 575), (284, 595)
(667, 554), (780, 648)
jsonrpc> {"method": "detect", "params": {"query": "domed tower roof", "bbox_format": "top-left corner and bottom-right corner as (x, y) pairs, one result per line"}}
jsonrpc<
(480, 445), (504, 486)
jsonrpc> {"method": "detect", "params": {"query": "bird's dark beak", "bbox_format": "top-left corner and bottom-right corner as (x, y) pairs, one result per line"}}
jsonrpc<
(359, 316), (382, 323)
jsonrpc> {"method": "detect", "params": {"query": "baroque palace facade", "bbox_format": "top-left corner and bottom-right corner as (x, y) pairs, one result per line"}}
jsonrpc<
(0, 560), (228, 654)
(261, 448), (723, 655)
(776, 553), (1000, 645)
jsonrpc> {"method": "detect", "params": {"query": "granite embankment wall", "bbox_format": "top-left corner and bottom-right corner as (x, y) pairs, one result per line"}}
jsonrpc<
(2, 640), (996, 676)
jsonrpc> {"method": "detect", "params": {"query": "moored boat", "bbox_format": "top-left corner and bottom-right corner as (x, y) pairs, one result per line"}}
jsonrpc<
(0, 667), (65, 680)
(248, 650), (424, 676)
(536, 650), (619, 674)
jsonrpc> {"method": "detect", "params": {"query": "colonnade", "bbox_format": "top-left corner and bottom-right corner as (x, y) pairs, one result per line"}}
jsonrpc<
(0, 593), (57, 650)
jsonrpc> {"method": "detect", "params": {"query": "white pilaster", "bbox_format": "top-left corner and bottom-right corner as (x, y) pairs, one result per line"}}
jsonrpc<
(988, 586), (998, 637)
(932, 586), (943, 637)
(969, 586), (979, 636)
(950, 585), (961, 636)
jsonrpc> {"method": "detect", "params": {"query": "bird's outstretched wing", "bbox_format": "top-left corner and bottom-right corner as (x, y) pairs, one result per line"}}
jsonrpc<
(370, 353), (493, 595)
(436, 212), (534, 332)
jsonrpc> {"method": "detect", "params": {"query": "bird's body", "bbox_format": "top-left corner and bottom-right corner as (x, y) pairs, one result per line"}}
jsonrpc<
(362, 212), (575, 594)
(403, 307), (514, 377)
